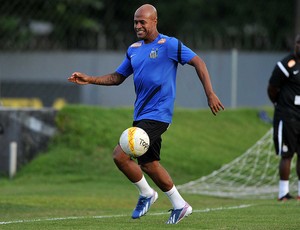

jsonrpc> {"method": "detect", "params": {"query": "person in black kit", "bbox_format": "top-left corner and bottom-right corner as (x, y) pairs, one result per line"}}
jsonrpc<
(267, 34), (300, 201)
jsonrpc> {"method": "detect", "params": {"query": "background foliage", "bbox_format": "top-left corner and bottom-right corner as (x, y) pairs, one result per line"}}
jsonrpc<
(16, 106), (272, 184)
(0, 0), (298, 51)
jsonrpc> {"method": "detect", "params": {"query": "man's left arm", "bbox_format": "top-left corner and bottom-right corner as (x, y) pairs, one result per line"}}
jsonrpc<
(188, 56), (224, 115)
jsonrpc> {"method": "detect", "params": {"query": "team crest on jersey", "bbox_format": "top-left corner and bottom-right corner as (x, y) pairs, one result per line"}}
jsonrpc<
(157, 38), (166, 44)
(130, 42), (142, 48)
(288, 59), (296, 68)
(149, 48), (158, 58)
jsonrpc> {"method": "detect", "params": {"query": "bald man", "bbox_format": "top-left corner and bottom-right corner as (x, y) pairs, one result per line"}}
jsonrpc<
(68, 4), (224, 224)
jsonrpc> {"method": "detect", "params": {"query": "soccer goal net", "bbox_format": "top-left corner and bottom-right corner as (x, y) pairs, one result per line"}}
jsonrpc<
(178, 128), (298, 199)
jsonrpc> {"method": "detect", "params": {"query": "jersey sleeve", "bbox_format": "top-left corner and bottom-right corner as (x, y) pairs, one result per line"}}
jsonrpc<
(269, 64), (285, 87)
(269, 55), (293, 87)
(167, 37), (196, 65)
(116, 51), (133, 77)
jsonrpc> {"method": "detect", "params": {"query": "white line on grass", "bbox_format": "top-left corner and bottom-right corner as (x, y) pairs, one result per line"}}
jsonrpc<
(0, 204), (253, 225)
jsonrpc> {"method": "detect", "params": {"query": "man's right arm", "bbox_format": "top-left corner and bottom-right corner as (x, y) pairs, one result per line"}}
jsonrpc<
(267, 84), (280, 104)
(68, 71), (126, 86)
(267, 64), (285, 104)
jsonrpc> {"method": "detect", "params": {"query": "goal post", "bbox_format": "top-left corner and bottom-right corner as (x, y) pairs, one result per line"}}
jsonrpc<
(178, 128), (298, 199)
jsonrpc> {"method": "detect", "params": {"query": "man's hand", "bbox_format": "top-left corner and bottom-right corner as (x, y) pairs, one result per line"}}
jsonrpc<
(68, 72), (90, 85)
(208, 93), (225, 115)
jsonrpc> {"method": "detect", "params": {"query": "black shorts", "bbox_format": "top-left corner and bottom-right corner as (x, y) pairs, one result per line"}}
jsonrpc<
(273, 118), (300, 157)
(132, 119), (169, 165)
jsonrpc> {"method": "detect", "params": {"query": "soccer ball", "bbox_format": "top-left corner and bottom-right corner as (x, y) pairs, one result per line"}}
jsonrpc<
(119, 127), (150, 158)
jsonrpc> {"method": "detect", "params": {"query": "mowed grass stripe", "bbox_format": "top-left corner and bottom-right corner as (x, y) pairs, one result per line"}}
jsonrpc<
(0, 204), (253, 225)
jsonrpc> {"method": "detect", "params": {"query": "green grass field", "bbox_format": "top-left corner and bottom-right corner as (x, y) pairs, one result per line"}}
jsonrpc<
(1, 106), (300, 229)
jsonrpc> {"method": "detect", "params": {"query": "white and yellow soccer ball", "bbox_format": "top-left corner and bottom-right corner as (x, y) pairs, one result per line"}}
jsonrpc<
(119, 127), (150, 158)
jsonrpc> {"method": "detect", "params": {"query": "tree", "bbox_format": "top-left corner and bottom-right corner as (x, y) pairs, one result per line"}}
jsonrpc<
(295, 0), (300, 35)
(0, 0), (296, 51)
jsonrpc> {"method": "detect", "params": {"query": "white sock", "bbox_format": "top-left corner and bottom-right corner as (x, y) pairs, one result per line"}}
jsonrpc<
(298, 180), (300, 197)
(164, 185), (186, 209)
(133, 175), (153, 197)
(278, 180), (289, 198)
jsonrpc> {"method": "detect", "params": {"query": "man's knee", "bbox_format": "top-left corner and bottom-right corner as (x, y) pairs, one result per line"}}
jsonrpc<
(113, 145), (123, 163)
(140, 161), (158, 174)
(113, 145), (130, 167)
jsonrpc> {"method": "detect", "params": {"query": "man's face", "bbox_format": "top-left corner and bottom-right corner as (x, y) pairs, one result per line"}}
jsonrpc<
(134, 11), (156, 40)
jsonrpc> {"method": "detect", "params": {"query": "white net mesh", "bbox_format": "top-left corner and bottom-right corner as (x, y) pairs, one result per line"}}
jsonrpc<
(178, 128), (298, 199)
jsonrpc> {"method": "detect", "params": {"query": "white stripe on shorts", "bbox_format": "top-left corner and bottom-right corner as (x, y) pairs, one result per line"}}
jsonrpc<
(278, 120), (283, 156)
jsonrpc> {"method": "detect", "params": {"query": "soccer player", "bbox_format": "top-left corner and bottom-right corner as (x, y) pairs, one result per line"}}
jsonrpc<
(267, 34), (300, 201)
(68, 4), (224, 223)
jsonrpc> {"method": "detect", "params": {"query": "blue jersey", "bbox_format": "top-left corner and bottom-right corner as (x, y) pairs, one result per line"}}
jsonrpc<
(116, 34), (196, 123)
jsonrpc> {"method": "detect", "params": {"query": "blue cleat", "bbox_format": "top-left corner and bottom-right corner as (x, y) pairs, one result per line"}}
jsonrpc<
(166, 202), (192, 224)
(131, 190), (158, 219)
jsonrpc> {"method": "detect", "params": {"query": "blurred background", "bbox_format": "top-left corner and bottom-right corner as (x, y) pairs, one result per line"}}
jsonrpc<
(0, 0), (299, 176)
(0, 0), (299, 109)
